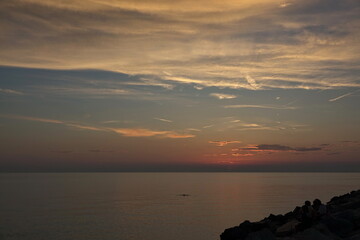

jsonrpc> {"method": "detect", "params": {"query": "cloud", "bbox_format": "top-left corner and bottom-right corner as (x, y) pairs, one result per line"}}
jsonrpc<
(225, 118), (310, 132)
(154, 117), (173, 123)
(257, 144), (293, 151)
(260, 144), (322, 152)
(210, 93), (237, 100)
(0, 114), (106, 131)
(245, 75), (260, 90)
(224, 105), (297, 110)
(164, 133), (196, 139)
(40, 87), (132, 97)
(291, 147), (322, 152)
(234, 122), (281, 131)
(209, 140), (241, 147)
(279, 1), (293, 8)
(194, 85), (204, 90)
(1, 0), (359, 91)
(186, 128), (201, 132)
(329, 90), (359, 102)
(0, 114), (194, 139)
(231, 153), (254, 157)
(242, 124), (261, 127)
(111, 128), (170, 137)
(0, 114), (65, 124)
(237, 144), (323, 152)
(0, 88), (24, 95)
(102, 120), (121, 124)
(111, 128), (194, 138)
(66, 124), (104, 131)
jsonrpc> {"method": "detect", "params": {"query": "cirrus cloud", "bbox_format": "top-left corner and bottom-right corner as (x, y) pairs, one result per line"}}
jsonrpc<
(0, 114), (195, 139)
(1, 0), (359, 91)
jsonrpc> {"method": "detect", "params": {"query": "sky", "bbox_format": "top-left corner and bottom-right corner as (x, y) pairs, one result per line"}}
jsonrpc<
(0, 0), (359, 172)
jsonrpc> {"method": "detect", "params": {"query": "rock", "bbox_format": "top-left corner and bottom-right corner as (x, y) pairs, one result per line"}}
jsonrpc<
(220, 220), (269, 240)
(313, 223), (342, 240)
(221, 189), (360, 240)
(353, 209), (360, 220)
(245, 228), (275, 240)
(221, 225), (249, 240)
(346, 231), (360, 240)
(325, 216), (354, 237)
(276, 219), (300, 237)
(267, 214), (286, 223)
(333, 209), (356, 222)
(293, 228), (333, 240)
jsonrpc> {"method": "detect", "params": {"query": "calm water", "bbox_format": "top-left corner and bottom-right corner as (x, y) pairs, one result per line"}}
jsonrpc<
(0, 173), (359, 240)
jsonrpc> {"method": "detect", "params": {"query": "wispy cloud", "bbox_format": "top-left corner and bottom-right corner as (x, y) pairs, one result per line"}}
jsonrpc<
(102, 120), (121, 124)
(329, 90), (359, 102)
(209, 140), (241, 147)
(2, 0), (359, 91)
(164, 133), (195, 139)
(210, 93), (237, 100)
(0, 88), (24, 95)
(0, 114), (195, 139)
(40, 87), (131, 96)
(154, 117), (173, 123)
(223, 118), (309, 132)
(186, 128), (202, 132)
(0, 114), (65, 124)
(238, 144), (322, 152)
(111, 128), (168, 137)
(66, 124), (104, 132)
(224, 105), (297, 110)
(231, 153), (255, 157)
(241, 123), (261, 127)
(111, 128), (194, 138)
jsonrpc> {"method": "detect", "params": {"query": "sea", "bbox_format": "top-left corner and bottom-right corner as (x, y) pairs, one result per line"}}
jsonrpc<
(1, 172), (359, 240)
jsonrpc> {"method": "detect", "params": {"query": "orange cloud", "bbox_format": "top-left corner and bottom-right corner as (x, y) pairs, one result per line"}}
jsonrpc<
(0, 114), (195, 139)
(111, 128), (169, 137)
(209, 140), (241, 147)
(164, 133), (195, 139)
(111, 128), (194, 138)
(231, 153), (254, 157)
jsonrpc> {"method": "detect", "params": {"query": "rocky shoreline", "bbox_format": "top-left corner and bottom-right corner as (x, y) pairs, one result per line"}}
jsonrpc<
(220, 190), (360, 240)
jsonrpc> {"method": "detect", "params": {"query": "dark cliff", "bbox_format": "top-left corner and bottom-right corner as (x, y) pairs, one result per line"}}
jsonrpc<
(220, 189), (360, 240)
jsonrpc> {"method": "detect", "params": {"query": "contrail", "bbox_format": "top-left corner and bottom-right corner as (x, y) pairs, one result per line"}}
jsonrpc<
(329, 90), (359, 102)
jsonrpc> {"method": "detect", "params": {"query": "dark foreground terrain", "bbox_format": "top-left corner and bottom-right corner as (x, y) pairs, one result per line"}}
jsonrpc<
(221, 190), (360, 240)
